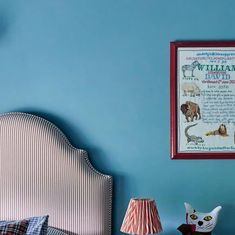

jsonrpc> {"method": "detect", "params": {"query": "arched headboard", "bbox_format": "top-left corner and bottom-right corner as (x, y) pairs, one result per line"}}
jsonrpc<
(0, 112), (112, 235)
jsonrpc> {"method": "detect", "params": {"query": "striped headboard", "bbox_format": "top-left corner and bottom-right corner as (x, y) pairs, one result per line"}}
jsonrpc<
(0, 112), (112, 235)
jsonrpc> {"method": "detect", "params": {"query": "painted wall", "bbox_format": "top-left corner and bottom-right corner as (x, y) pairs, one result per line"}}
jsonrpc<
(0, 0), (234, 234)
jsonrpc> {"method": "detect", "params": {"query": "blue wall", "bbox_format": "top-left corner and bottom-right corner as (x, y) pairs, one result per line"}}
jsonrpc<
(0, 0), (235, 234)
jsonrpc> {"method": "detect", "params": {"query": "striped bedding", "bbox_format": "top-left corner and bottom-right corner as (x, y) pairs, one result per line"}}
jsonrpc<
(47, 227), (68, 235)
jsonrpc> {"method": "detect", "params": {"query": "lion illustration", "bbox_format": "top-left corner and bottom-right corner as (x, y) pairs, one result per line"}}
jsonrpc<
(206, 124), (229, 137)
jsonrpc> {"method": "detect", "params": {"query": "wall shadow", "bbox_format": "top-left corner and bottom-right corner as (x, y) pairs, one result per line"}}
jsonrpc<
(214, 203), (235, 235)
(0, 13), (8, 40)
(0, 8), (9, 40)
(112, 174), (129, 235)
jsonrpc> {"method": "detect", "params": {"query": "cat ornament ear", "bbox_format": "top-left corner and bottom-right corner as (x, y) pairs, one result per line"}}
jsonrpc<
(184, 202), (222, 233)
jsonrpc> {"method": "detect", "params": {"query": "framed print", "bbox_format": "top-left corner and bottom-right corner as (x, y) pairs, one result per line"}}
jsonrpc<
(171, 41), (235, 159)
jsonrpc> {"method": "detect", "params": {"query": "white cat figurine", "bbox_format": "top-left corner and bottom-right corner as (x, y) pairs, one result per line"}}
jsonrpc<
(185, 202), (222, 233)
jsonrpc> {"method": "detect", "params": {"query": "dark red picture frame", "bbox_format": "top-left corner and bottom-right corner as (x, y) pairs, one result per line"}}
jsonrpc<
(171, 41), (235, 159)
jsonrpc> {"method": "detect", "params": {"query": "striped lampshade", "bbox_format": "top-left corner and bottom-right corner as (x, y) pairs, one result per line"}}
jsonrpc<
(120, 198), (163, 235)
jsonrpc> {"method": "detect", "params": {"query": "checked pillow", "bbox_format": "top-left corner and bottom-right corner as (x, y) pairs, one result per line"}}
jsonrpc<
(0, 215), (49, 235)
(0, 219), (29, 235)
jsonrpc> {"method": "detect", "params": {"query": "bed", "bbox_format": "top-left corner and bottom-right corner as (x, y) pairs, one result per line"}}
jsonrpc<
(0, 112), (112, 235)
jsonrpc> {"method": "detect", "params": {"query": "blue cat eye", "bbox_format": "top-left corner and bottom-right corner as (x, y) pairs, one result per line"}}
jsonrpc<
(204, 216), (212, 221)
(190, 214), (198, 220)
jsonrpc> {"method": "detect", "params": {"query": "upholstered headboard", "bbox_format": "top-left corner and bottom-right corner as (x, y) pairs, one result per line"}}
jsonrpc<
(0, 112), (112, 235)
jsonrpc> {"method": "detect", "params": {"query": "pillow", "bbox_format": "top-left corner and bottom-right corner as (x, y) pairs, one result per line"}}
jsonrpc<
(185, 202), (222, 233)
(0, 215), (49, 235)
(0, 219), (29, 235)
(27, 215), (49, 235)
(47, 227), (68, 235)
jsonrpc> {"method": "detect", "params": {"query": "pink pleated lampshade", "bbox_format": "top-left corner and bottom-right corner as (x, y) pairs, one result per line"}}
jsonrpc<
(120, 198), (163, 235)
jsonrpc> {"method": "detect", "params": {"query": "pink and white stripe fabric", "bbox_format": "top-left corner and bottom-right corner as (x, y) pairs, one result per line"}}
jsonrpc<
(0, 112), (112, 235)
(120, 198), (162, 235)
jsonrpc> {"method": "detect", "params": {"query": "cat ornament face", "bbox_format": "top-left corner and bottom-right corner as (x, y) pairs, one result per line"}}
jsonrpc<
(185, 202), (222, 233)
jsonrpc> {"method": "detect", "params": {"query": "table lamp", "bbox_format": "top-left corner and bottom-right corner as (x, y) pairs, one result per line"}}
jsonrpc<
(120, 198), (163, 235)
